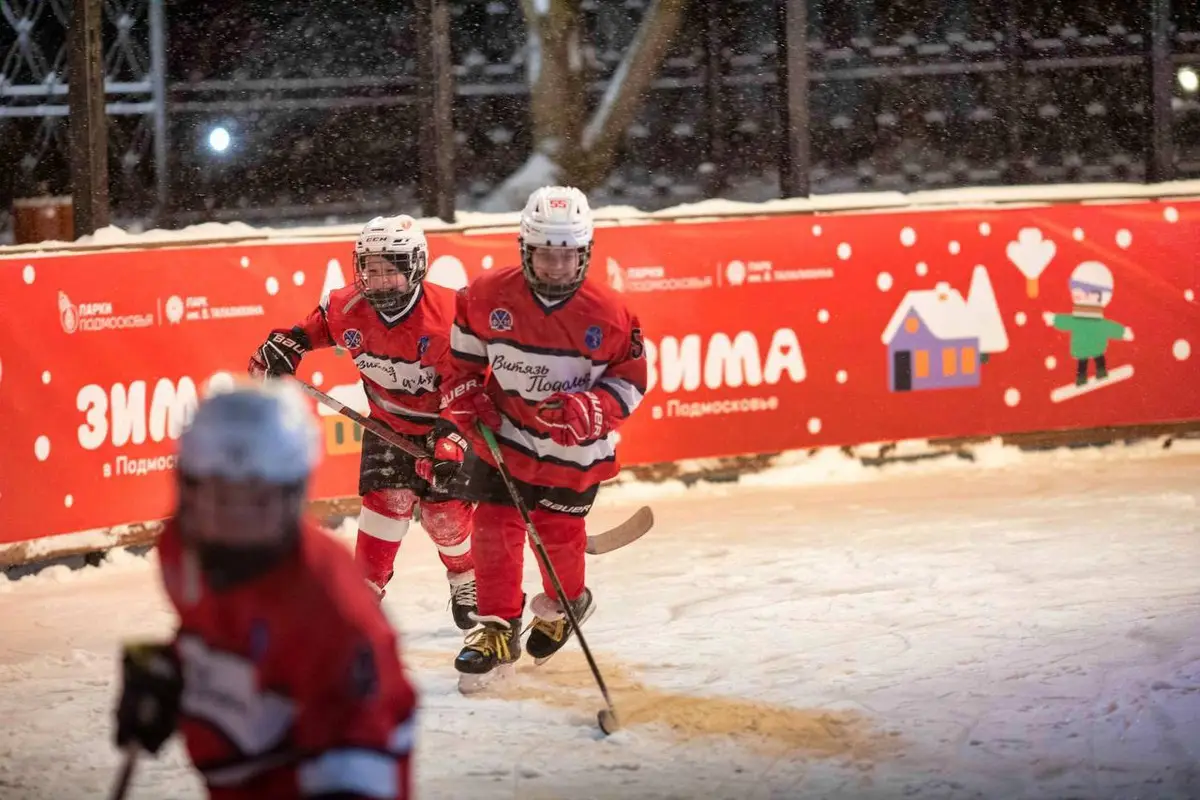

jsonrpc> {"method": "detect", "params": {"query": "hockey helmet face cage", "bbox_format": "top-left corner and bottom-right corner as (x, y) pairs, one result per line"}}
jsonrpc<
(354, 214), (429, 314)
(176, 380), (319, 588)
(519, 186), (594, 300)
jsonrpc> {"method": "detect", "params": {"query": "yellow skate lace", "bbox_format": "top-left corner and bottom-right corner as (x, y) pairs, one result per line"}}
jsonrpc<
(464, 625), (511, 660)
(530, 616), (567, 643)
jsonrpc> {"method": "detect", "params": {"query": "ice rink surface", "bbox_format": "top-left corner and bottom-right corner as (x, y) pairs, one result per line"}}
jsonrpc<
(1, 440), (1199, 799)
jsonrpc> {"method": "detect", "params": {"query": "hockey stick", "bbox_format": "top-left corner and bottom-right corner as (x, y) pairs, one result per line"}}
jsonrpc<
(107, 747), (138, 800)
(475, 423), (621, 735)
(291, 378), (654, 555)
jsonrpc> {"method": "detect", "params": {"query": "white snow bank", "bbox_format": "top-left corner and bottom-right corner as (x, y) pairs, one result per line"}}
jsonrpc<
(4, 435), (1197, 591)
(7, 180), (1200, 259)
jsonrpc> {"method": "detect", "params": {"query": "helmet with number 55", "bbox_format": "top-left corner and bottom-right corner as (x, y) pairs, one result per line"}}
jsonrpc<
(519, 186), (594, 300)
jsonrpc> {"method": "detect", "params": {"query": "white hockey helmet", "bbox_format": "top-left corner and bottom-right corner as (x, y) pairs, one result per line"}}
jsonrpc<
(519, 186), (594, 299)
(178, 379), (321, 487)
(354, 214), (429, 314)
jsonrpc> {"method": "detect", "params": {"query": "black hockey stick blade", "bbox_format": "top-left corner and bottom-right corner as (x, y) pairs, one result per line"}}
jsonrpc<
(586, 505), (654, 555)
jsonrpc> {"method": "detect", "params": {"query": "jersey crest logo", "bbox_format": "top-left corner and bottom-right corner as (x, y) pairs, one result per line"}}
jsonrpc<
(417, 335), (430, 356)
(489, 308), (514, 332)
(584, 325), (604, 351)
(342, 328), (363, 349)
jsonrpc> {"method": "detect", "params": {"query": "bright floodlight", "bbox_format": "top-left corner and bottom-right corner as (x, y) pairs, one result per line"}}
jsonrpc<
(208, 126), (232, 153)
(1178, 67), (1199, 93)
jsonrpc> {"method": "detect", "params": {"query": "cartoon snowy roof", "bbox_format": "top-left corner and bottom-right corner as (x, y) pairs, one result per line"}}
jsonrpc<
(881, 282), (978, 344)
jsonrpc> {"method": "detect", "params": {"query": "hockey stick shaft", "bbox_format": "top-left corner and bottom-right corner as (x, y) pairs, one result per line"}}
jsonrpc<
(289, 378), (429, 459)
(293, 377), (649, 556)
(475, 424), (619, 724)
(107, 747), (138, 800)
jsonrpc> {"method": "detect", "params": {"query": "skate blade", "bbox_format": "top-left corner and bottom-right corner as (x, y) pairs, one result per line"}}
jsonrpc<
(532, 603), (596, 667)
(456, 663), (514, 695)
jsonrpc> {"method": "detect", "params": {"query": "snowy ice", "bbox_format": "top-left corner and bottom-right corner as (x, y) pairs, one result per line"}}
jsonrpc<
(2, 440), (1200, 798)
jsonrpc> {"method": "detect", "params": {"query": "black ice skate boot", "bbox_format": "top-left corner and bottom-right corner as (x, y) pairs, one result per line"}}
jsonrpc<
(447, 570), (477, 631)
(525, 589), (595, 665)
(454, 615), (522, 694)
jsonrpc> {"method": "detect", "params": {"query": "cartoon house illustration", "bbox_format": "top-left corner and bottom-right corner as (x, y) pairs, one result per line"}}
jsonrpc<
(317, 382), (369, 455)
(881, 267), (1008, 392)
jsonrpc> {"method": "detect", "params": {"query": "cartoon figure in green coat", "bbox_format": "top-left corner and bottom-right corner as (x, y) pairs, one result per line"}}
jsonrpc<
(1043, 260), (1134, 402)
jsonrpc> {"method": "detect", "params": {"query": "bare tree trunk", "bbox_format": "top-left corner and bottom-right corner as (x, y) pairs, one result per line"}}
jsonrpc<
(479, 0), (691, 211)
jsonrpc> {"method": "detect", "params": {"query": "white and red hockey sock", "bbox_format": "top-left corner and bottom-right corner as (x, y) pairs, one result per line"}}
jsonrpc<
(419, 499), (474, 576)
(355, 489), (417, 591)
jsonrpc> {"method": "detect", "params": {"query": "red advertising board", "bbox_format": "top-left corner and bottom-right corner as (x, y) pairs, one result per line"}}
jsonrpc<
(1, 200), (1198, 544)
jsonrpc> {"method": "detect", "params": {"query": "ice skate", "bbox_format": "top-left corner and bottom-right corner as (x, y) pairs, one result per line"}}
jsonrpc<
(447, 570), (478, 631)
(455, 615), (521, 694)
(525, 589), (594, 665)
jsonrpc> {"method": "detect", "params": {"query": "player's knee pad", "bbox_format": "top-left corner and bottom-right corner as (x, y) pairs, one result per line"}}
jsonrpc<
(419, 500), (472, 547)
(359, 488), (418, 542)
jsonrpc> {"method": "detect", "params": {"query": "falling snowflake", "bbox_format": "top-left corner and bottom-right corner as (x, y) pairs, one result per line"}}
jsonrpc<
(293, 271), (306, 286)
(1115, 229), (1133, 249)
(35, 436), (51, 461)
(1073, 228), (1085, 241)
(817, 309), (830, 323)
(266, 277), (280, 296)
(837, 243), (852, 260)
(900, 227), (917, 246)
(915, 262), (929, 276)
(1004, 388), (1021, 408)
(312, 371), (325, 387)
(1174, 340), (1192, 361)
(1045, 356), (1057, 370)
(836, 370), (848, 384)
(1185, 289), (1195, 302)
(1164, 206), (1179, 223)
(812, 224), (822, 237)
(948, 240), (961, 255)
(876, 272), (894, 291)
(979, 222), (992, 236)
(1014, 311), (1027, 326)
(807, 417), (822, 434)
(22, 265), (35, 284)
(42, 371), (51, 384)
(482, 255), (495, 269)
(240, 256), (251, 268)
(64, 495), (74, 508)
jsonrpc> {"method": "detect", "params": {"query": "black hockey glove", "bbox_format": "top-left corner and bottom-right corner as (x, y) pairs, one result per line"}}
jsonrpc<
(249, 329), (308, 378)
(114, 641), (183, 755)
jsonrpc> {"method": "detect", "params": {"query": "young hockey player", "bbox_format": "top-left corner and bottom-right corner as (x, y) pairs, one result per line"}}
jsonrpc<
(113, 381), (417, 799)
(250, 214), (477, 629)
(428, 186), (648, 690)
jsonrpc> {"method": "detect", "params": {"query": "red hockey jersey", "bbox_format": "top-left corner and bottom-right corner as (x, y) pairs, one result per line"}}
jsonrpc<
(156, 518), (416, 800)
(436, 266), (647, 492)
(288, 284), (455, 436)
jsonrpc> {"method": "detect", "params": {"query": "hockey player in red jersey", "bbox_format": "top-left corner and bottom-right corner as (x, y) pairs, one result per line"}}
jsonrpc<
(429, 185), (647, 690)
(250, 215), (478, 629)
(113, 381), (416, 799)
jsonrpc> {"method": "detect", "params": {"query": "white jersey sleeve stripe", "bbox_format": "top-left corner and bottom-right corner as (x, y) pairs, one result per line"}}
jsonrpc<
(450, 324), (487, 358)
(596, 376), (644, 416)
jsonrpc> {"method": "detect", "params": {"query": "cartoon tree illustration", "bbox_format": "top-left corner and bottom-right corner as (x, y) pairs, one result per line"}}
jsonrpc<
(966, 265), (1008, 363)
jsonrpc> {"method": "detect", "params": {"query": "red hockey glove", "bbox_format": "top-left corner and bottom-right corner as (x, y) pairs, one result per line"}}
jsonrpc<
(416, 424), (469, 489)
(535, 391), (617, 447)
(249, 329), (307, 378)
(440, 378), (502, 433)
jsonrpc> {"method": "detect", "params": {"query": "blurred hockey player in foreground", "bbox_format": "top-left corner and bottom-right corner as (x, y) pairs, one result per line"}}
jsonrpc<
(113, 381), (416, 799)
(250, 214), (478, 629)
(431, 186), (648, 691)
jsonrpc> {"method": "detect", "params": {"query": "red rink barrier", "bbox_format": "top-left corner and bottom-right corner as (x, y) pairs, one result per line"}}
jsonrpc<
(1, 200), (1198, 544)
